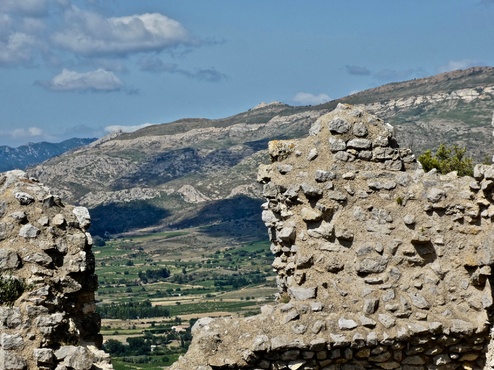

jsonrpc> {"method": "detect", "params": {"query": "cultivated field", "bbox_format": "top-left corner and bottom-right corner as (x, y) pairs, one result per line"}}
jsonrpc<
(95, 228), (277, 369)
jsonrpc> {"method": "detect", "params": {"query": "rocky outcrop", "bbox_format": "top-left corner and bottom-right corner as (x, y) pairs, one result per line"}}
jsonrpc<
(358, 86), (494, 118)
(171, 104), (494, 370)
(177, 185), (211, 203)
(0, 170), (111, 370)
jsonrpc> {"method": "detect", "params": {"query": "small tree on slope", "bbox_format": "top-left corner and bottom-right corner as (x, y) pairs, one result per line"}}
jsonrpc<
(418, 144), (474, 177)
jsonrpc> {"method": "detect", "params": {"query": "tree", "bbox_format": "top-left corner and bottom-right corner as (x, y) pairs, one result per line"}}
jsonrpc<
(418, 144), (474, 177)
(103, 339), (126, 356)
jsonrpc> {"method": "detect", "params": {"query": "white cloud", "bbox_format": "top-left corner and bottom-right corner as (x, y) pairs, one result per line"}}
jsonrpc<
(37, 68), (124, 92)
(104, 123), (155, 133)
(0, 32), (36, 66)
(292, 92), (331, 105)
(52, 9), (191, 57)
(12, 126), (45, 139)
(437, 59), (479, 73)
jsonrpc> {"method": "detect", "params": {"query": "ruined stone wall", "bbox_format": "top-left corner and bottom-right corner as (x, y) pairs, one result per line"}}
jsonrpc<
(0, 170), (112, 370)
(171, 104), (494, 370)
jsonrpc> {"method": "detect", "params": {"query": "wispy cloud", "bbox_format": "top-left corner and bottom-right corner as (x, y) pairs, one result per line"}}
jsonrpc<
(0, 0), (49, 18)
(12, 126), (44, 138)
(437, 59), (480, 73)
(0, 123), (102, 148)
(138, 57), (177, 73)
(292, 92), (331, 105)
(63, 124), (103, 138)
(0, 126), (49, 147)
(0, 31), (36, 66)
(36, 68), (124, 92)
(345, 65), (371, 76)
(138, 56), (228, 82)
(105, 123), (155, 133)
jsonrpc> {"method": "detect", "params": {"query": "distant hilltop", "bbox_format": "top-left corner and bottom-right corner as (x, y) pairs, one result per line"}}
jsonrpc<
(251, 101), (288, 110)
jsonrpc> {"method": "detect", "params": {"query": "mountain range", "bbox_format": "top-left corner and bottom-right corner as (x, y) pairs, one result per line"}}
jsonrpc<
(27, 66), (494, 244)
(0, 138), (96, 172)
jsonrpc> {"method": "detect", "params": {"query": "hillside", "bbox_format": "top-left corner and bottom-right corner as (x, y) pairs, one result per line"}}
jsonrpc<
(28, 67), (494, 242)
(0, 137), (96, 172)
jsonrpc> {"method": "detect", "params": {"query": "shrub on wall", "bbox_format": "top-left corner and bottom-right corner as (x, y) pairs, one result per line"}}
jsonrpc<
(0, 276), (25, 306)
(418, 144), (474, 177)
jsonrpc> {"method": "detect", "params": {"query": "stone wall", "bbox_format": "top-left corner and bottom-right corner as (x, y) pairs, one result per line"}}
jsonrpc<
(0, 170), (112, 370)
(171, 104), (494, 370)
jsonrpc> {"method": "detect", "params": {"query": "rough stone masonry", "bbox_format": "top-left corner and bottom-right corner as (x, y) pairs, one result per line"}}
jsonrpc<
(0, 170), (112, 369)
(171, 104), (494, 370)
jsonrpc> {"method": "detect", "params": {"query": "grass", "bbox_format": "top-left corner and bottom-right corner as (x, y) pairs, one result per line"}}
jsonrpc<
(112, 355), (181, 370)
(129, 231), (191, 242)
(166, 300), (258, 316)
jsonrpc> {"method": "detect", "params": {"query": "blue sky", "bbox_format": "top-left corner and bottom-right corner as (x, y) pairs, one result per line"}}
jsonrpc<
(1, 0), (494, 147)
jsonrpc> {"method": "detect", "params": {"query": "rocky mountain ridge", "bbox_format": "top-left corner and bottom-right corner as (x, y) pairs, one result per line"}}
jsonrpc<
(0, 138), (96, 172)
(28, 67), (494, 240)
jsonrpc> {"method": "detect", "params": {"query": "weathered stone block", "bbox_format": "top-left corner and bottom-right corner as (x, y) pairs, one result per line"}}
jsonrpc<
(307, 148), (318, 161)
(0, 249), (20, 271)
(72, 207), (91, 230)
(288, 287), (317, 301)
(427, 188), (446, 203)
(19, 223), (40, 238)
(338, 318), (358, 330)
(0, 334), (23, 350)
(356, 256), (389, 274)
(0, 350), (27, 370)
(329, 118), (351, 134)
(301, 207), (322, 222)
(315, 170), (335, 183)
(347, 138), (372, 150)
(33, 348), (54, 364)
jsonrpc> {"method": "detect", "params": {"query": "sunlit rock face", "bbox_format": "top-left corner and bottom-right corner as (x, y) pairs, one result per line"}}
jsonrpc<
(0, 170), (112, 370)
(171, 104), (494, 370)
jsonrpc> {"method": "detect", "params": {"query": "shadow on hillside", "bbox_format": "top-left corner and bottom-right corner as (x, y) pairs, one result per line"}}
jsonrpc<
(171, 195), (266, 240)
(244, 138), (271, 152)
(89, 200), (170, 236)
(111, 147), (254, 190)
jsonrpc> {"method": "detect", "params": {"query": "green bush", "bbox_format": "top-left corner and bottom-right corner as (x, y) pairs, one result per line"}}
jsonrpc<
(0, 276), (25, 305)
(418, 144), (474, 177)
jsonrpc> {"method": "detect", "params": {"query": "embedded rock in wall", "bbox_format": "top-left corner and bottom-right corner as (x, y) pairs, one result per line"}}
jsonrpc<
(0, 170), (112, 370)
(171, 104), (494, 370)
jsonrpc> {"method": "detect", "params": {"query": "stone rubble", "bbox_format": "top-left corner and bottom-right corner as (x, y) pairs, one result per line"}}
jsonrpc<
(170, 104), (494, 370)
(0, 170), (112, 370)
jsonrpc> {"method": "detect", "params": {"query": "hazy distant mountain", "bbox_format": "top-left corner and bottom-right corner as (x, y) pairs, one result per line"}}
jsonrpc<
(28, 67), (494, 241)
(0, 138), (96, 172)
